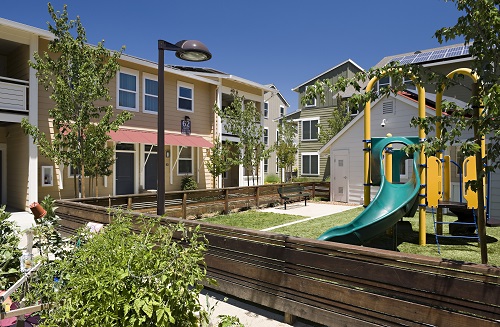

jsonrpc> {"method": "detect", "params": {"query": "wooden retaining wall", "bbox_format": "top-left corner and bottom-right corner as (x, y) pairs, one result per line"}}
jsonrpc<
(54, 200), (500, 326)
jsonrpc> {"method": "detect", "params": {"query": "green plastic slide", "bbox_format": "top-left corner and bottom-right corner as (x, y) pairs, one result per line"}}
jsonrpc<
(318, 136), (420, 245)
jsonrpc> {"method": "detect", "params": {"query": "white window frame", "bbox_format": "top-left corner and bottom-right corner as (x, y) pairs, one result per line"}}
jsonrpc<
(41, 166), (53, 187)
(177, 146), (193, 175)
(403, 76), (416, 91)
(263, 158), (268, 173)
(117, 68), (139, 111)
(264, 127), (269, 145)
(143, 73), (158, 114)
(280, 105), (285, 116)
(264, 102), (269, 118)
(177, 81), (194, 113)
(301, 118), (319, 141)
(301, 152), (319, 176)
(377, 76), (391, 93)
(304, 85), (317, 108)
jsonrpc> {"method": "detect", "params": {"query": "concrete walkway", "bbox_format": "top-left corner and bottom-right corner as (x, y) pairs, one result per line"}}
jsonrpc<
(260, 202), (359, 232)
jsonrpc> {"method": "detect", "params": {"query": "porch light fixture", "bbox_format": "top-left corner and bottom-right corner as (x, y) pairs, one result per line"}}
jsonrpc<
(157, 39), (212, 215)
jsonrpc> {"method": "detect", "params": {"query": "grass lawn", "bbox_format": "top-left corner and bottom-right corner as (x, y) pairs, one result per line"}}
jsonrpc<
(201, 210), (306, 230)
(203, 206), (500, 267)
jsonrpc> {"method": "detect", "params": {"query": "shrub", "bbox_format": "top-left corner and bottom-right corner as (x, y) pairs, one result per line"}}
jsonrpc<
(181, 175), (198, 190)
(29, 213), (211, 326)
(264, 174), (280, 184)
(0, 206), (21, 289)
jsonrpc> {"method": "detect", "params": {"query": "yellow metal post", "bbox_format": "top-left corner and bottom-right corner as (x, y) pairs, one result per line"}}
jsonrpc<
(417, 85), (427, 245)
(363, 77), (378, 207)
(385, 133), (393, 183)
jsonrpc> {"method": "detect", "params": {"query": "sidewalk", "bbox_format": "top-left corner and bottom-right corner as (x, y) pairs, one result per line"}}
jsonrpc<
(259, 201), (359, 232)
(199, 289), (322, 327)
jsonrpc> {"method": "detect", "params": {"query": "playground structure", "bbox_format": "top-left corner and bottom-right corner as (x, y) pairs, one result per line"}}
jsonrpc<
(319, 68), (490, 247)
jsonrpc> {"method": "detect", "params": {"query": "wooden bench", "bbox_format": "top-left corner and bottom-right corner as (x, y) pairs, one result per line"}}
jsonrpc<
(277, 185), (310, 210)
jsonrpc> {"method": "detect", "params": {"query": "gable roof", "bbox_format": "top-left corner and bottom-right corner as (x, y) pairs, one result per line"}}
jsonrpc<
(265, 84), (290, 107)
(291, 59), (364, 92)
(318, 92), (441, 154)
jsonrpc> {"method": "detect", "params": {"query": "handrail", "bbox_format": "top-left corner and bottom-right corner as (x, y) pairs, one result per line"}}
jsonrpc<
(0, 76), (29, 85)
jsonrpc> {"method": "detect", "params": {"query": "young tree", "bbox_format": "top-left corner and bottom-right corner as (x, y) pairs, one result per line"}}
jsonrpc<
(21, 4), (132, 198)
(317, 95), (354, 144)
(214, 90), (269, 186)
(275, 120), (298, 182)
(205, 137), (232, 188)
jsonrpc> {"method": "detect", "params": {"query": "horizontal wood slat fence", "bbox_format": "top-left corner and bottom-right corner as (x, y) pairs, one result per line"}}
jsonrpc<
(54, 196), (500, 326)
(70, 182), (329, 219)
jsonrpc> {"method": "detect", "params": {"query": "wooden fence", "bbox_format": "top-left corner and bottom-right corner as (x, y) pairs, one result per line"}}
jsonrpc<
(70, 182), (330, 218)
(54, 199), (500, 326)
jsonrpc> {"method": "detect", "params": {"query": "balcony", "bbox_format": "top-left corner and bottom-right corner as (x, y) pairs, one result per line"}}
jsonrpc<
(0, 76), (29, 112)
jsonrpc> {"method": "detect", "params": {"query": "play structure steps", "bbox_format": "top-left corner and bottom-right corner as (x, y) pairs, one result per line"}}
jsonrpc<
(432, 207), (479, 254)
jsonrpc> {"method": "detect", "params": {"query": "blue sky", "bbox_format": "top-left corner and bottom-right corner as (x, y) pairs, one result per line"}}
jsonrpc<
(3, 1), (464, 111)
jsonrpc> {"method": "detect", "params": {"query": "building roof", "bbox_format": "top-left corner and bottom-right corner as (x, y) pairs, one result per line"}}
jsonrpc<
(291, 59), (364, 92)
(373, 43), (472, 68)
(318, 91), (445, 154)
(172, 65), (277, 93)
(265, 84), (290, 108)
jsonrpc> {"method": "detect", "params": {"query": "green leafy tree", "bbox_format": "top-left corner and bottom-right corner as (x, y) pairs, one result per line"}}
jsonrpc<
(317, 95), (354, 144)
(275, 120), (298, 182)
(21, 4), (132, 198)
(300, 0), (499, 264)
(205, 136), (233, 188)
(0, 206), (21, 289)
(29, 214), (211, 326)
(215, 90), (269, 186)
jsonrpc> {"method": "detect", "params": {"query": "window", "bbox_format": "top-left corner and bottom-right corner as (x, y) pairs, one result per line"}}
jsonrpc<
(178, 146), (193, 175)
(264, 158), (268, 173)
(276, 158), (279, 174)
(302, 153), (319, 175)
(302, 119), (319, 141)
(42, 166), (53, 187)
(178, 82), (194, 112)
(280, 106), (285, 117)
(403, 77), (416, 91)
(377, 76), (391, 93)
(264, 128), (269, 145)
(264, 102), (269, 118)
(304, 86), (316, 107)
(118, 69), (139, 110)
(143, 75), (158, 113)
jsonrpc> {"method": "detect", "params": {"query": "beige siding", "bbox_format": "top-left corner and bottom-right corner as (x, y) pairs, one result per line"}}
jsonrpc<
(263, 90), (289, 180)
(35, 45), (216, 199)
(7, 44), (29, 80)
(6, 124), (29, 209)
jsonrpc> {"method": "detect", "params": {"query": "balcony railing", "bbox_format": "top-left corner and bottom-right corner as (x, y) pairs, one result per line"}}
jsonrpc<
(0, 76), (29, 112)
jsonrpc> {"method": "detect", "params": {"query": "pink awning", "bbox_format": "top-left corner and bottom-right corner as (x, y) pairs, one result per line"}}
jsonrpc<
(109, 129), (213, 148)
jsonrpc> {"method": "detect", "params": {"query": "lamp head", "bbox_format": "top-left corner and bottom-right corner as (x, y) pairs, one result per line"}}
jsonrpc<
(381, 119), (387, 127)
(175, 40), (212, 62)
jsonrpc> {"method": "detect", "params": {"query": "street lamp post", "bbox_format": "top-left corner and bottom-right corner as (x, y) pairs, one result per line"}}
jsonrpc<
(157, 40), (211, 215)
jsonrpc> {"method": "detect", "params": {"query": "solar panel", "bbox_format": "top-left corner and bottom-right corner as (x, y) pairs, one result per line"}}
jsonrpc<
(399, 54), (418, 64)
(445, 46), (464, 58)
(389, 45), (470, 65)
(428, 49), (448, 61)
(412, 52), (432, 64)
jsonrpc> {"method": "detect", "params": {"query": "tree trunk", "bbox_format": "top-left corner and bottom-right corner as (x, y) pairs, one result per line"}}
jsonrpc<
(472, 83), (487, 264)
